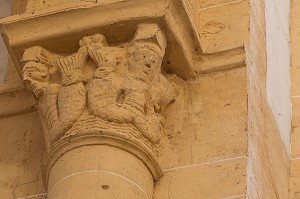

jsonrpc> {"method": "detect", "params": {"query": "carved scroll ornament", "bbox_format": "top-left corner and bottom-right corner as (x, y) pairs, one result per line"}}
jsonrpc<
(21, 23), (177, 180)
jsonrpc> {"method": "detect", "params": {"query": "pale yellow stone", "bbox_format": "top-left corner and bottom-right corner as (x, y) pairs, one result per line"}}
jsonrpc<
(182, 0), (199, 26)
(246, 0), (290, 197)
(0, 88), (36, 117)
(48, 146), (153, 199)
(291, 0), (300, 71)
(158, 67), (247, 169)
(292, 98), (300, 127)
(199, 0), (239, 9)
(290, 1), (300, 196)
(195, 47), (246, 73)
(0, 112), (46, 198)
(291, 66), (300, 97)
(12, 0), (28, 14)
(0, 61), (23, 93)
(290, 0), (300, 98)
(291, 127), (300, 158)
(290, 159), (300, 198)
(154, 158), (246, 199)
(197, 0), (249, 54)
(0, 0), (251, 198)
(190, 67), (247, 163)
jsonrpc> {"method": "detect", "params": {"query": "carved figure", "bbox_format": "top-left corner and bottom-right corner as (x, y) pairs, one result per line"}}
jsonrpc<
(21, 23), (177, 149)
(124, 23), (176, 143)
(22, 46), (87, 149)
(80, 34), (130, 123)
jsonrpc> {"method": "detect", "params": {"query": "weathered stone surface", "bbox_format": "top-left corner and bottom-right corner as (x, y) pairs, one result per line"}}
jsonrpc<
(290, 159), (300, 199)
(292, 98), (300, 127)
(21, 24), (175, 177)
(0, 112), (46, 199)
(0, 0), (250, 198)
(154, 158), (246, 199)
(18, 23), (181, 198)
(199, 0), (239, 9)
(291, 67), (300, 97)
(158, 66), (247, 170)
(189, 67), (247, 164)
(182, 0), (199, 26)
(47, 146), (153, 199)
(0, 87), (36, 119)
(0, 0), (201, 80)
(291, 127), (300, 158)
(0, 62), (23, 93)
(246, 0), (290, 197)
(195, 47), (246, 74)
(197, 0), (249, 54)
(290, 0), (300, 197)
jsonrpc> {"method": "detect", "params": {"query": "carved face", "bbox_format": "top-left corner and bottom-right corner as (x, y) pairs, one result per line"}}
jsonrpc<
(22, 62), (50, 97)
(80, 34), (107, 50)
(128, 44), (163, 82)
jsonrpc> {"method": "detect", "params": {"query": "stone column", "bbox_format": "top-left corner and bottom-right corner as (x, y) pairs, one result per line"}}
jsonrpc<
(0, 0), (204, 197)
(46, 145), (154, 199)
(20, 23), (176, 199)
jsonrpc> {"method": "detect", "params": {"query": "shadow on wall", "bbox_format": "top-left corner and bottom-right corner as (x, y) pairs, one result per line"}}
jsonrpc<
(0, 0), (12, 84)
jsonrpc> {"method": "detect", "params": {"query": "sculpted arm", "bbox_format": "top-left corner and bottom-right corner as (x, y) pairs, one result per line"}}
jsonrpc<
(55, 49), (88, 129)
(152, 74), (177, 112)
(22, 46), (88, 147)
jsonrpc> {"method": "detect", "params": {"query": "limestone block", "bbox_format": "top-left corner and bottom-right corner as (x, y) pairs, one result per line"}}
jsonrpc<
(291, 66), (300, 97)
(291, 0), (300, 97)
(12, 0), (27, 14)
(47, 146), (153, 199)
(20, 196), (46, 199)
(195, 47), (246, 73)
(154, 158), (246, 199)
(0, 61), (23, 93)
(0, 1), (250, 199)
(158, 67), (247, 169)
(292, 98), (300, 127)
(0, 0), (201, 79)
(0, 112), (46, 199)
(182, 0), (199, 26)
(291, 127), (300, 158)
(0, 88), (36, 117)
(190, 67), (247, 164)
(290, 1), (300, 196)
(199, 0), (237, 9)
(197, 0), (249, 54)
(290, 159), (300, 198)
(25, 0), (88, 13)
(246, 0), (290, 195)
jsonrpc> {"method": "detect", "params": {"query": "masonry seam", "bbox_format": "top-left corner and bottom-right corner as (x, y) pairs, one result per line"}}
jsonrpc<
(47, 170), (149, 199)
(16, 193), (47, 199)
(163, 156), (247, 172)
(220, 194), (247, 199)
(199, 0), (244, 11)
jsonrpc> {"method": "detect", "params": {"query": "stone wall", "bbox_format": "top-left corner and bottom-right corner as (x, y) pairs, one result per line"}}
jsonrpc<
(0, 0), (11, 83)
(195, 0), (249, 54)
(290, 0), (300, 197)
(246, 0), (290, 197)
(0, 68), (247, 199)
(155, 67), (247, 199)
(265, 0), (291, 153)
(0, 0), (249, 198)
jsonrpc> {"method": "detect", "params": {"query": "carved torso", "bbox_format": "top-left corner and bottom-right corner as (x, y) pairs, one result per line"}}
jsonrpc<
(21, 24), (177, 154)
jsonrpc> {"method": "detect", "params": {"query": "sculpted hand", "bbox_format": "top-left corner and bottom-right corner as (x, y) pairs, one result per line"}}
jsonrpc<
(55, 50), (88, 86)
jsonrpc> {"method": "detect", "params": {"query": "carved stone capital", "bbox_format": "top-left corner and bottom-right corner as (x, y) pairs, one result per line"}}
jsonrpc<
(20, 23), (178, 184)
(0, 1), (202, 197)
